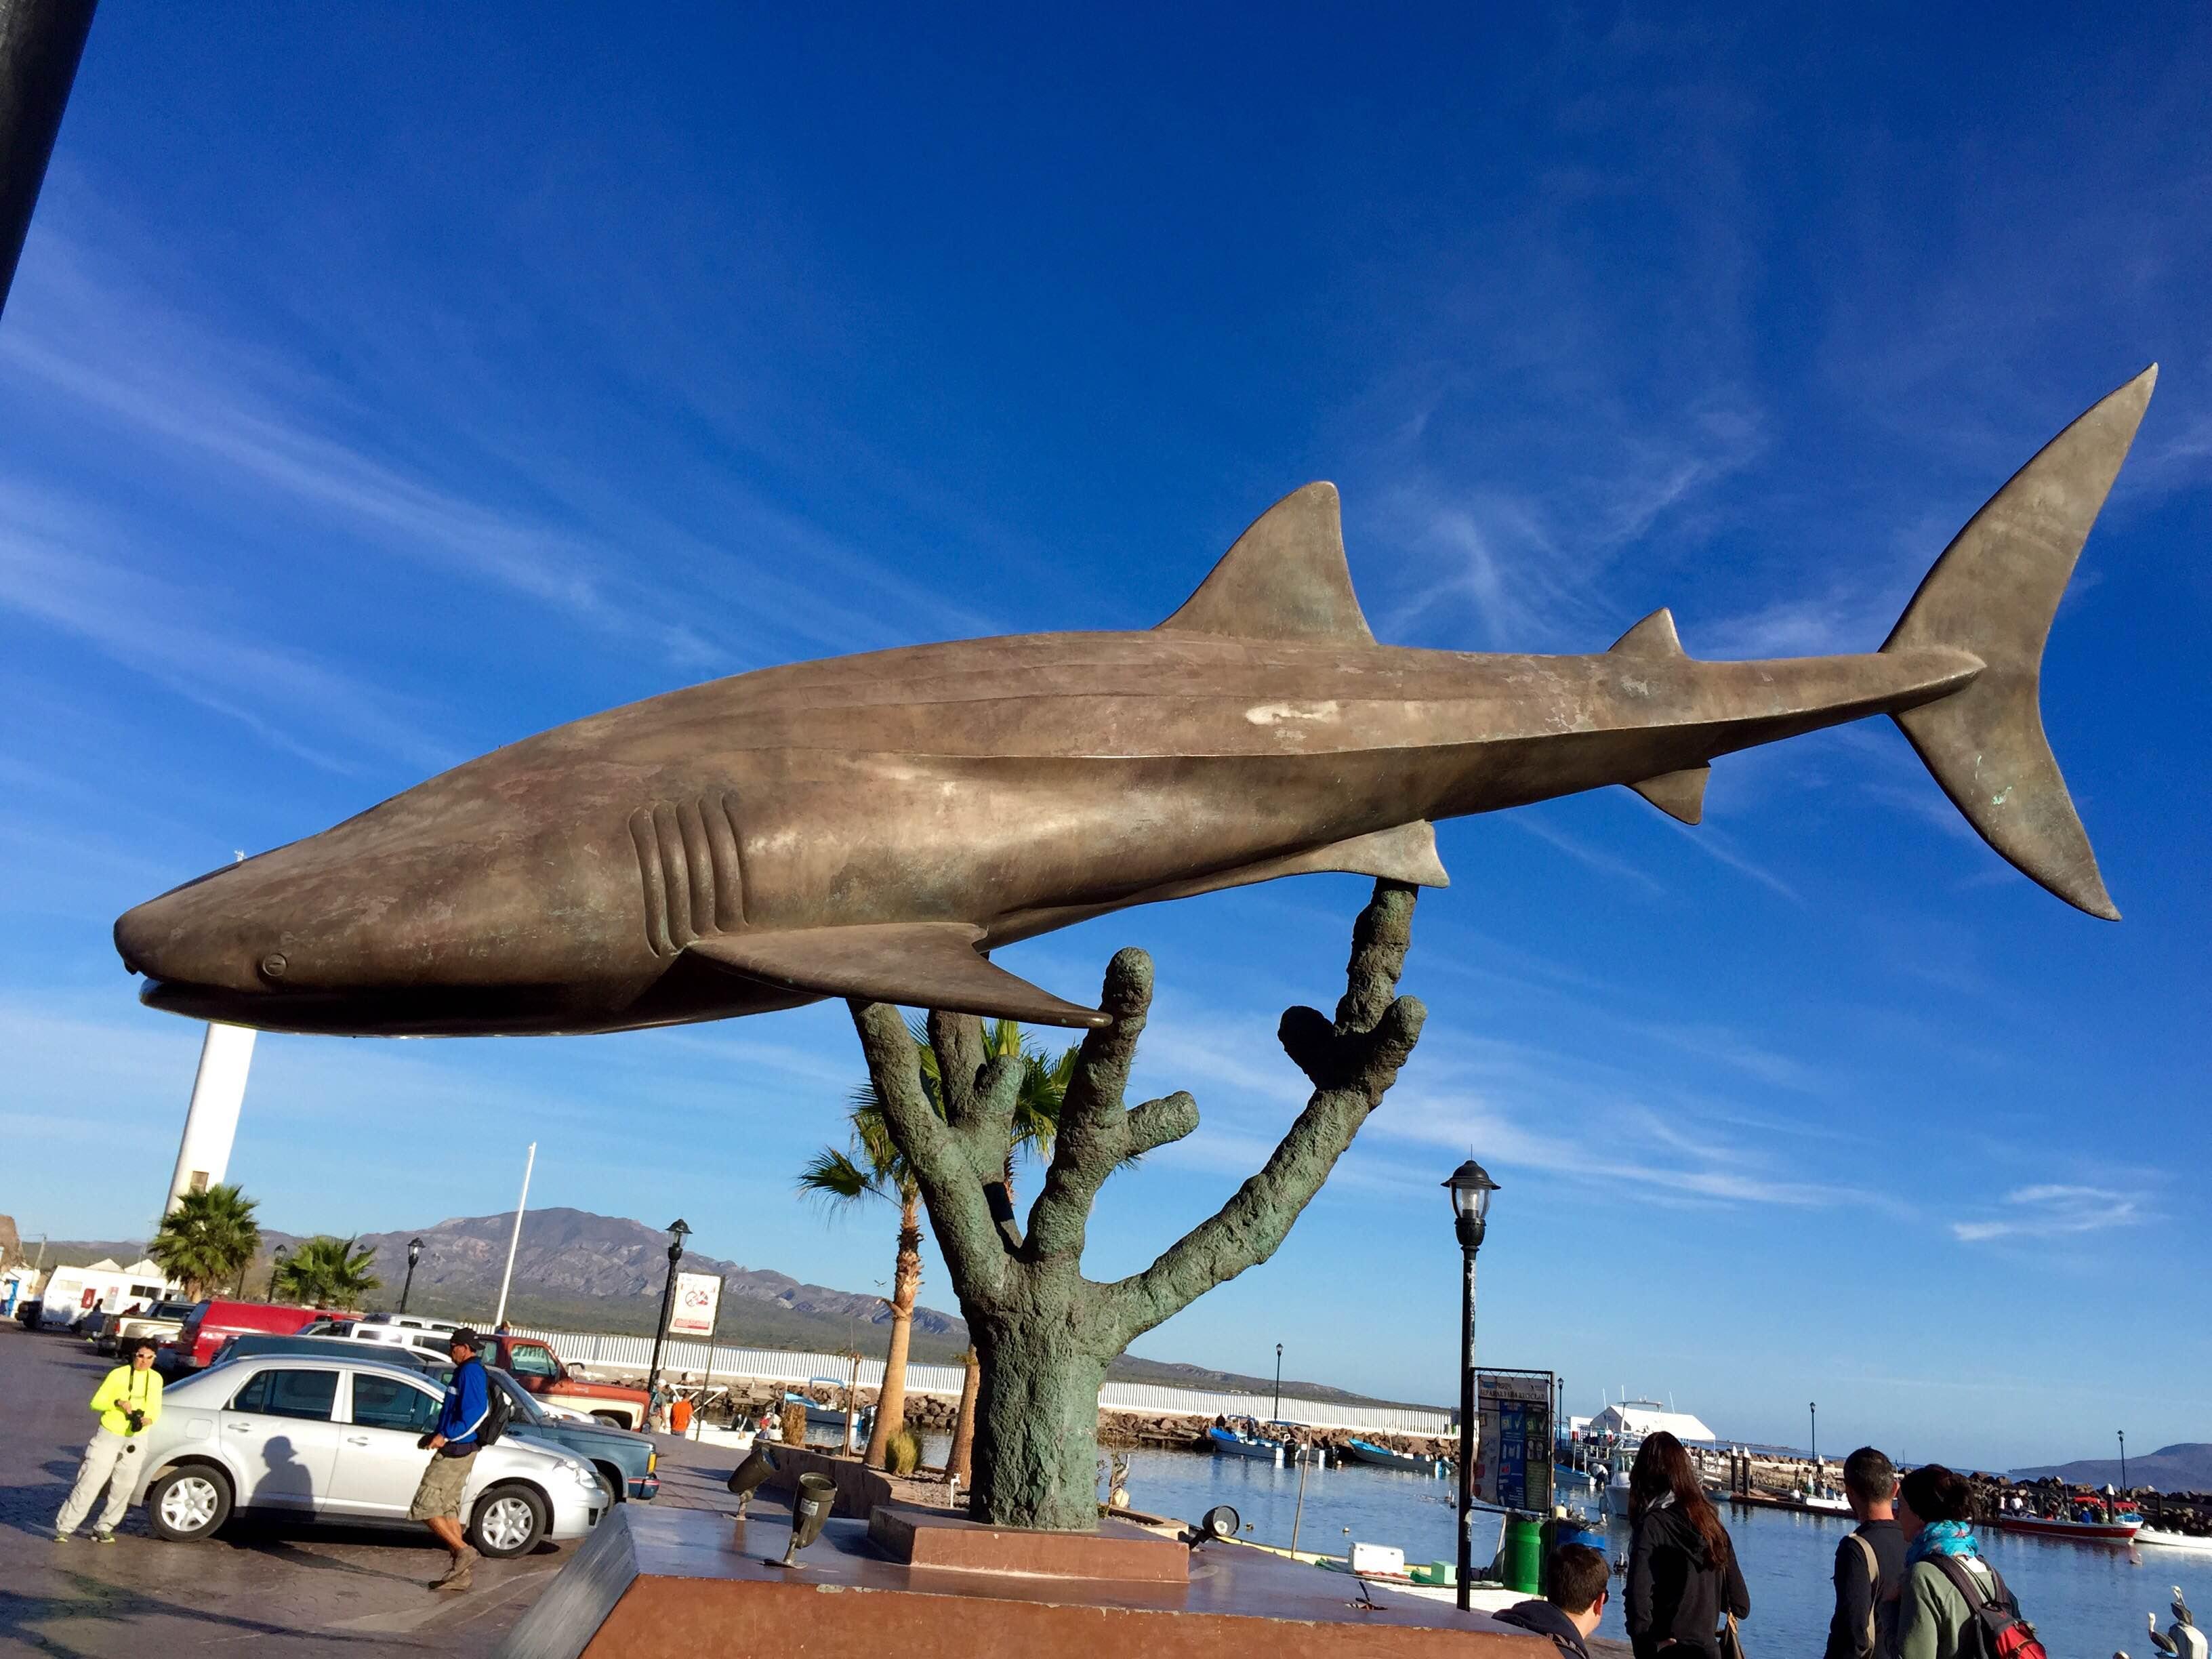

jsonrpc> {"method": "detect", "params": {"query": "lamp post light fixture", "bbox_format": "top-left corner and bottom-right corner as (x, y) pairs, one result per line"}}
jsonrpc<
(2118, 1429), (2127, 1491)
(1810, 1401), (1818, 1471)
(645, 1218), (692, 1406)
(1275, 1343), (1284, 1422)
(400, 1237), (424, 1315)
(1443, 1157), (1499, 1614)
(268, 1244), (289, 1302)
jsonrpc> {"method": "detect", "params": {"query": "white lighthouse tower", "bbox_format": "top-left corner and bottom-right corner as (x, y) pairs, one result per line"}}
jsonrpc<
(164, 1023), (258, 1214)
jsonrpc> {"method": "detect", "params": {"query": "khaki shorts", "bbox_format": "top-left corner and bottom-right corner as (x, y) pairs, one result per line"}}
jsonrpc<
(408, 1448), (476, 1521)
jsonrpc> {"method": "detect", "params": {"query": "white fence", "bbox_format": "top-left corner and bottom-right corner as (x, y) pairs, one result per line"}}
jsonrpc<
(512, 1326), (1452, 1435)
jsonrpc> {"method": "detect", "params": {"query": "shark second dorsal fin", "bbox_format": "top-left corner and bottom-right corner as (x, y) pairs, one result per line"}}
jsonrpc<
(1610, 608), (1686, 657)
(1158, 483), (1376, 644)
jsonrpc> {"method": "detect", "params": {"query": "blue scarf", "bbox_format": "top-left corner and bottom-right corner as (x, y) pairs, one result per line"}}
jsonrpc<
(1906, 1520), (1980, 1565)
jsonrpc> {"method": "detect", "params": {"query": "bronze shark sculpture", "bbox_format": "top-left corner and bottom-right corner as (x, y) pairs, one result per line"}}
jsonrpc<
(114, 369), (2154, 1036)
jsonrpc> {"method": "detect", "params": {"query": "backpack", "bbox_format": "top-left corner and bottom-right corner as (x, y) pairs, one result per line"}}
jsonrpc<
(459, 1359), (513, 1449)
(1926, 1555), (2046, 1659)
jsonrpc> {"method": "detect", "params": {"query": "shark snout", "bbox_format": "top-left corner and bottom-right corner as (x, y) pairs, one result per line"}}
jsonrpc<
(114, 874), (272, 995)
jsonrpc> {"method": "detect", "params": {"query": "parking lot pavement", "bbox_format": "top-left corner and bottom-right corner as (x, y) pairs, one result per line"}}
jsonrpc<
(0, 1324), (577, 1657)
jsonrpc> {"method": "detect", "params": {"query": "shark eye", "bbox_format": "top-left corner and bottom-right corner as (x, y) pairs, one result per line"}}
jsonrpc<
(258, 952), (289, 981)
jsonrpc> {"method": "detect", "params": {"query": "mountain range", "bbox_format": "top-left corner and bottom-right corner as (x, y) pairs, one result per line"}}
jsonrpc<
(2012, 1442), (2212, 1493)
(32, 1206), (1420, 1407)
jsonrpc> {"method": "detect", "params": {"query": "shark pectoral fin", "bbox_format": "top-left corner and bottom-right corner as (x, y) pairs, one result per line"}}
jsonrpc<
(1626, 766), (1710, 825)
(1609, 608), (1687, 657)
(685, 925), (1109, 1029)
(1157, 482), (1378, 644)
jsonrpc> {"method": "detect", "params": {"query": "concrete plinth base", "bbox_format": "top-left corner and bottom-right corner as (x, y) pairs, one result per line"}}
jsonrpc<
(493, 1502), (1546, 1659)
(867, 1503), (1189, 1581)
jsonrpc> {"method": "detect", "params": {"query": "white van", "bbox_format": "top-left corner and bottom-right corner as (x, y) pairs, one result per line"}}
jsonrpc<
(309, 1317), (461, 1360)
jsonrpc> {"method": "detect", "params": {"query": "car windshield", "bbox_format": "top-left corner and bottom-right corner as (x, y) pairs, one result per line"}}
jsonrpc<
(490, 1369), (547, 1426)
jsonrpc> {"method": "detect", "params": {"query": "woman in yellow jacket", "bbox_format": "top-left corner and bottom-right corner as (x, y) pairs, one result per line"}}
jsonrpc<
(54, 1338), (164, 1542)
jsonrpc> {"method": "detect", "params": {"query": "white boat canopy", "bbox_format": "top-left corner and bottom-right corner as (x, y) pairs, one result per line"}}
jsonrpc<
(1586, 1403), (1717, 1444)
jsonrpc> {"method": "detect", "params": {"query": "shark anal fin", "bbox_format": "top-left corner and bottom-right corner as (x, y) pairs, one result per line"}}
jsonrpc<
(1610, 607), (1686, 657)
(686, 924), (1108, 1029)
(1626, 766), (1709, 825)
(1158, 483), (1376, 644)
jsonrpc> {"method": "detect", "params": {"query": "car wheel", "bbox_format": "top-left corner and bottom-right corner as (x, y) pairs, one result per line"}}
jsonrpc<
(147, 1465), (233, 1541)
(593, 1465), (623, 1506)
(588, 1411), (628, 1429)
(467, 1483), (549, 1558)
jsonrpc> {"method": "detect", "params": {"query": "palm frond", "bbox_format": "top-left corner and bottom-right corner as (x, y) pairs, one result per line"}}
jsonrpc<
(798, 1147), (884, 1208)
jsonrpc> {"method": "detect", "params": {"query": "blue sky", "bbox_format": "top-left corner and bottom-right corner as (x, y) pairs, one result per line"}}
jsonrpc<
(4, 6), (2208, 1471)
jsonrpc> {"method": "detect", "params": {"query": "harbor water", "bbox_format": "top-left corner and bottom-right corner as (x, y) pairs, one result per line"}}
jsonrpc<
(1070, 1446), (2212, 1655)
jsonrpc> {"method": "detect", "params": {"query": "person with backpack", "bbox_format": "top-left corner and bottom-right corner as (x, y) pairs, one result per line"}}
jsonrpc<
(1896, 1463), (2046, 1659)
(410, 1327), (499, 1593)
(1828, 1446), (1907, 1659)
(1625, 1431), (1750, 1659)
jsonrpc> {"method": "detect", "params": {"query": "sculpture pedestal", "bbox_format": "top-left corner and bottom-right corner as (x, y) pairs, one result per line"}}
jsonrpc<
(867, 1503), (1189, 1582)
(493, 1502), (1547, 1659)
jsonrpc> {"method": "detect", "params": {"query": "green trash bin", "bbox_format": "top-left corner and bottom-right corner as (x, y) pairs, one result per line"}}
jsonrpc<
(1504, 1516), (1544, 1594)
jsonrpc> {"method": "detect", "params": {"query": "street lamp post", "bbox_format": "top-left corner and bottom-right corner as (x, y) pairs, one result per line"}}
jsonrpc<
(268, 1245), (289, 1302)
(1444, 1158), (1500, 1614)
(644, 1219), (692, 1412)
(1275, 1343), (1284, 1422)
(2118, 1430), (2127, 1491)
(400, 1237), (424, 1315)
(1809, 1402), (1818, 1471)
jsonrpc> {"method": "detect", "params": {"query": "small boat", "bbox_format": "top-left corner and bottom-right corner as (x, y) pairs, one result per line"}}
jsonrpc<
(1991, 1511), (2142, 1544)
(2135, 1527), (2212, 1554)
(784, 1380), (872, 1433)
(1343, 1438), (1444, 1476)
(1208, 1425), (1285, 1464)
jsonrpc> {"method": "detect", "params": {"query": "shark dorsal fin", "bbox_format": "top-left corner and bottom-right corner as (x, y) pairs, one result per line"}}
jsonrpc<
(1158, 483), (1376, 644)
(1610, 608), (1685, 657)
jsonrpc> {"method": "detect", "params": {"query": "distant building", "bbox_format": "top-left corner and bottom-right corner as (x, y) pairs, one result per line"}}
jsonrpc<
(1584, 1401), (1718, 1446)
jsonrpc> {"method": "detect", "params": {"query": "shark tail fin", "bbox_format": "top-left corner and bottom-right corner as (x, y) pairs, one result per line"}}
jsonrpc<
(1881, 365), (2155, 922)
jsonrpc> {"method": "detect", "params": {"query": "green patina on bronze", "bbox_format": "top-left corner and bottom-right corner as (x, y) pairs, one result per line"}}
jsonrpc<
(851, 879), (1425, 1531)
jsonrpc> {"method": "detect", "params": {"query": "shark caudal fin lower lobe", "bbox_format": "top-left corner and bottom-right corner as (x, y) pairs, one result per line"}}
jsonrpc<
(1881, 366), (2155, 921)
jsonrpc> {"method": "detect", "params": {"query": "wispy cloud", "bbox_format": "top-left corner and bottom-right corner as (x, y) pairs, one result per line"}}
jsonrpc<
(0, 487), (454, 775)
(1, 233), (998, 672)
(1951, 1183), (2149, 1244)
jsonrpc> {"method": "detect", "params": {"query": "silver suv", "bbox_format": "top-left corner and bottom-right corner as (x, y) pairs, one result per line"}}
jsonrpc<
(127, 1350), (609, 1556)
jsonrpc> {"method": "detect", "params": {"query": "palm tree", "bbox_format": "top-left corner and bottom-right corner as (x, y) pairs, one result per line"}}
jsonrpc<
(273, 1235), (380, 1310)
(800, 1095), (926, 1469)
(148, 1184), (262, 1300)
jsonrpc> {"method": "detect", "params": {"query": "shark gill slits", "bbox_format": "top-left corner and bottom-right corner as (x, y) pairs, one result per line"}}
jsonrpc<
(630, 795), (747, 958)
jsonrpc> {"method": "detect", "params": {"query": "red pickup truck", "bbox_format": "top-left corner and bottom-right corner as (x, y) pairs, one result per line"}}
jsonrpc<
(169, 1298), (327, 1369)
(483, 1333), (651, 1430)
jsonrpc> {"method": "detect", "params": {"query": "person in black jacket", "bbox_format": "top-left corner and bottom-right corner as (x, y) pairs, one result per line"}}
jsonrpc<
(1826, 1446), (1906, 1659)
(1497, 1543), (1611, 1659)
(1626, 1431), (1750, 1659)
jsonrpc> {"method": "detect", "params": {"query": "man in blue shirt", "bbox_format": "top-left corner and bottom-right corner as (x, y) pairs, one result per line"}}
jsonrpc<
(409, 1327), (491, 1591)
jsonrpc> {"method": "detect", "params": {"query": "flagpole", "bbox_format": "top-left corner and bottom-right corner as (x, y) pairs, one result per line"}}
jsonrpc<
(493, 1142), (536, 1329)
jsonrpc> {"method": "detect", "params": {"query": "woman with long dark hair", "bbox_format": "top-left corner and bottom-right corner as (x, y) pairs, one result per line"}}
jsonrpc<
(1626, 1431), (1750, 1659)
